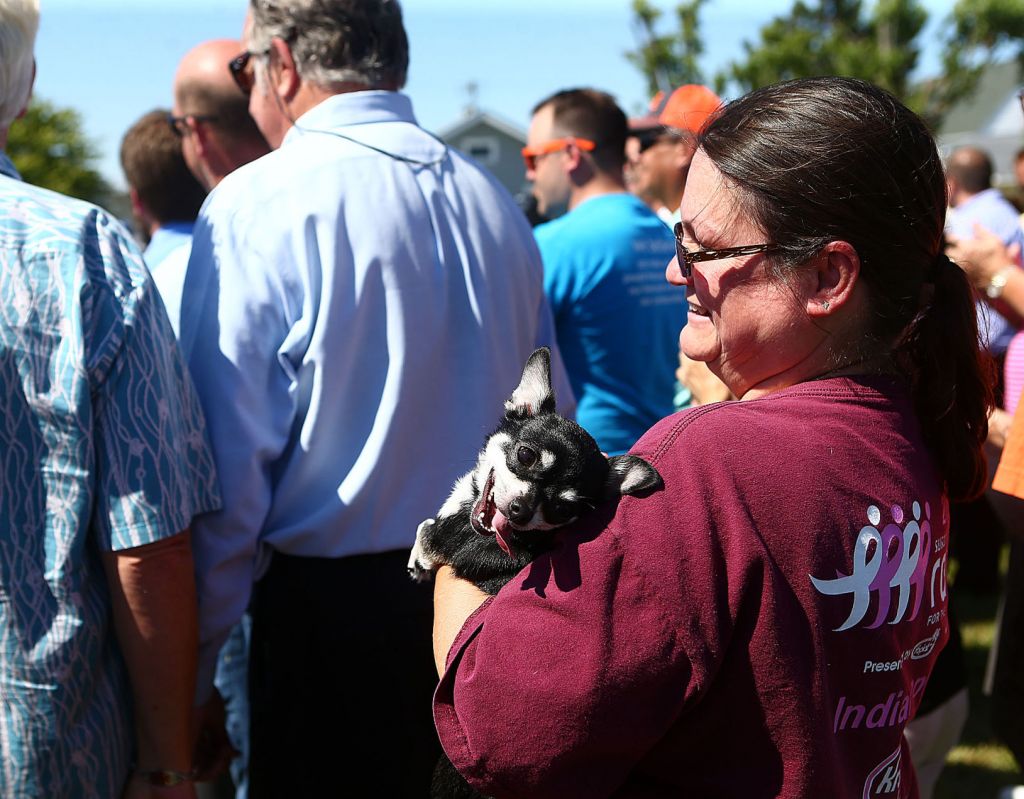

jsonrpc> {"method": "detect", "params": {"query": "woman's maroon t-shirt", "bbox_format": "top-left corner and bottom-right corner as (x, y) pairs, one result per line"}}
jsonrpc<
(434, 376), (948, 798)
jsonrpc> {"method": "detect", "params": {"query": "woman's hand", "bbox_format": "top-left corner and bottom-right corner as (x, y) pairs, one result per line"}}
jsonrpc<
(433, 567), (489, 677)
(989, 407), (1014, 451)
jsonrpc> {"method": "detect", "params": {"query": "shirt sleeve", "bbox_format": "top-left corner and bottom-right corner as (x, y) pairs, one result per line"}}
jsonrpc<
(179, 201), (299, 699)
(994, 397), (1024, 499)
(433, 421), (739, 798)
(91, 218), (221, 552)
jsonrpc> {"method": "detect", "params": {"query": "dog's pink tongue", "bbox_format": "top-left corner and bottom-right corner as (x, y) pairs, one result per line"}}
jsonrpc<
(493, 511), (515, 557)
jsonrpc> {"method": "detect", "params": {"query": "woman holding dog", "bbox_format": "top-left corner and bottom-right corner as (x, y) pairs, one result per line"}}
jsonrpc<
(433, 76), (992, 798)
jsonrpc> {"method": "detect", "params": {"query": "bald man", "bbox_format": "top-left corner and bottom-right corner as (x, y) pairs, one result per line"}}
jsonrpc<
(172, 40), (268, 799)
(172, 38), (269, 190)
(946, 146), (1024, 358)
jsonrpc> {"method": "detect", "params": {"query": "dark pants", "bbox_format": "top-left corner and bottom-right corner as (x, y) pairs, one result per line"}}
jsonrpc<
(950, 496), (1005, 595)
(992, 539), (1024, 768)
(248, 549), (440, 798)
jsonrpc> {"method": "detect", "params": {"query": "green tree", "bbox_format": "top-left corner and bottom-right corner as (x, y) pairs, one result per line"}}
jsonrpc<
(626, 0), (1024, 128)
(927, 0), (1024, 123)
(725, 0), (927, 102)
(626, 0), (708, 96)
(6, 98), (114, 207)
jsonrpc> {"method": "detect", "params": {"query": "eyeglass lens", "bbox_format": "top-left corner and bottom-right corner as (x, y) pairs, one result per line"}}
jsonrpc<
(637, 132), (665, 153)
(229, 52), (255, 95)
(673, 224), (692, 278)
(167, 116), (188, 138)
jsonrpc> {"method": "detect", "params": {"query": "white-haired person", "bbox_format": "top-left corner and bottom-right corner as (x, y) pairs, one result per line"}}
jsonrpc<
(0, 2), (220, 797)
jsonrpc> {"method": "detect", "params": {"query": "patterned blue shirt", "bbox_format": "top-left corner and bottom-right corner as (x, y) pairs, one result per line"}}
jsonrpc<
(0, 152), (220, 798)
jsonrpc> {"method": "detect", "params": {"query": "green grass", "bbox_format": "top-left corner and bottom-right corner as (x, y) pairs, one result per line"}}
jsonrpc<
(935, 584), (1023, 798)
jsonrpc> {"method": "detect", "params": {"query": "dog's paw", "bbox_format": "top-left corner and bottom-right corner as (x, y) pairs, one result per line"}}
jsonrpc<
(407, 519), (438, 582)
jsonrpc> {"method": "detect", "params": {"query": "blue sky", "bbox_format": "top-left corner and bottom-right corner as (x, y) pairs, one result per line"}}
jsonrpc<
(35, 0), (954, 189)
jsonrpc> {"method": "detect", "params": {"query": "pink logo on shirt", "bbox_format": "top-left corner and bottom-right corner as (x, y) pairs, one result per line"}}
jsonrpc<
(810, 501), (942, 632)
(862, 744), (903, 797)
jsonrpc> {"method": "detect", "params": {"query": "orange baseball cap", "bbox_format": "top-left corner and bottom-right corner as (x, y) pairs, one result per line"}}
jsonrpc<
(630, 84), (722, 134)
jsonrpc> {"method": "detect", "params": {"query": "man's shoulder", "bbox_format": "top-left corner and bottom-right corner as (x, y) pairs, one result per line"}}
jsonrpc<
(953, 188), (1023, 243)
(0, 177), (146, 287)
(535, 193), (671, 258)
(207, 127), (516, 220)
(0, 175), (118, 247)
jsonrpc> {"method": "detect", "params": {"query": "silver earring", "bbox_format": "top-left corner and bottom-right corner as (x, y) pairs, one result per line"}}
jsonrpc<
(822, 300), (830, 311)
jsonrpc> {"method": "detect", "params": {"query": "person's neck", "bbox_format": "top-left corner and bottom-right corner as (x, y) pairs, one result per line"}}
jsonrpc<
(952, 188), (986, 209)
(738, 350), (895, 401)
(662, 184), (684, 218)
(291, 80), (393, 119)
(568, 174), (627, 211)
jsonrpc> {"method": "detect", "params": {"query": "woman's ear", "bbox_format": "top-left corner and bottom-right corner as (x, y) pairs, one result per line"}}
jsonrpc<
(806, 240), (861, 318)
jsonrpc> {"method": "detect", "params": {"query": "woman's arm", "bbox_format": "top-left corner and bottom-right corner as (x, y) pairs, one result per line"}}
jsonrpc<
(433, 566), (489, 676)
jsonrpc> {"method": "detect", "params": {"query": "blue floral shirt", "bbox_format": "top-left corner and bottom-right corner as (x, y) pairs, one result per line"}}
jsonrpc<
(0, 152), (220, 798)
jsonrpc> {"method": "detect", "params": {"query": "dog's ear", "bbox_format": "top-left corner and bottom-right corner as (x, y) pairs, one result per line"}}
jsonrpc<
(605, 455), (662, 498)
(505, 347), (556, 417)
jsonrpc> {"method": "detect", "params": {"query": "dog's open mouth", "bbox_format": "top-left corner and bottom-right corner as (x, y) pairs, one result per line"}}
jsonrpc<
(471, 469), (516, 557)
(471, 470), (497, 535)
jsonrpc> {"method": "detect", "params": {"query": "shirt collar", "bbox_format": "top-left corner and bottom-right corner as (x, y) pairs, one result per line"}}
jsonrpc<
(152, 220), (195, 237)
(0, 151), (22, 180)
(957, 187), (1000, 211)
(144, 221), (194, 264)
(282, 90), (417, 148)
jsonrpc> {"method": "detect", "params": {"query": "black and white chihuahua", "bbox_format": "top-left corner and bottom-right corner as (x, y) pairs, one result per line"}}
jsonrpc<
(409, 347), (662, 799)
(408, 347), (662, 595)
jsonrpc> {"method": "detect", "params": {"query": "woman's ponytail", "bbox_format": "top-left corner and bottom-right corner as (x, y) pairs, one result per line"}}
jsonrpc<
(896, 252), (995, 501)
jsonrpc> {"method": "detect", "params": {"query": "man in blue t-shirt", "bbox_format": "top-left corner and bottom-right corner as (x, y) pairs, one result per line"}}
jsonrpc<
(523, 88), (679, 454)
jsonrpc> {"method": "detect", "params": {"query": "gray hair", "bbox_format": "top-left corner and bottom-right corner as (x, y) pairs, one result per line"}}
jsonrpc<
(248, 0), (408, 90)
(0, 0), (37, 130)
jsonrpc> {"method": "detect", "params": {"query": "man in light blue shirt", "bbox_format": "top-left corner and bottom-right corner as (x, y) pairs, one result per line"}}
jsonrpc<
(120, 107), (208, 335)
(0, 3), (221, 796)
(946, 145), (1024, 357)
(180, 1), (571, 794)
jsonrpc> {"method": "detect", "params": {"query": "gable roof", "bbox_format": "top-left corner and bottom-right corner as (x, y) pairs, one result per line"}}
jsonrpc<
(938, 60), (1023, 137)
(437, 109), (527, 144)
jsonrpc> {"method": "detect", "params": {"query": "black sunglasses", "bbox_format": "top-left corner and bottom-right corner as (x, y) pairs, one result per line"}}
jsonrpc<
(228, 49), (269, 95)
(673, 222), (776, 278)
(634, 128), (670, 154)
(166, 113), (218, 138)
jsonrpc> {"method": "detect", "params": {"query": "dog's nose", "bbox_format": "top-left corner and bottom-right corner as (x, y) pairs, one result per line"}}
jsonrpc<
(507, 498), (533, 525)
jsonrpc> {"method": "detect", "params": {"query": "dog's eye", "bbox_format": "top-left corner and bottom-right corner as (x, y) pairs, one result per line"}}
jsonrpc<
(517, 446), (538, 468)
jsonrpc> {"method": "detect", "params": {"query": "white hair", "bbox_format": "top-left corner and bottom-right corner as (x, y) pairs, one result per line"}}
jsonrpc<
(248, 0), (408, 90)
(0, 0), (38, 130)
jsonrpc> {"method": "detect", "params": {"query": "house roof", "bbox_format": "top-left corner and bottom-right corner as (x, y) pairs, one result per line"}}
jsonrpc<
(938, 60), (1022, 137)
(437, 109), (527, 144)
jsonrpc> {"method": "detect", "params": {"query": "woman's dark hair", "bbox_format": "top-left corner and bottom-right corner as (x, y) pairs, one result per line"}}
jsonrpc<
(699, 76), (993, 501)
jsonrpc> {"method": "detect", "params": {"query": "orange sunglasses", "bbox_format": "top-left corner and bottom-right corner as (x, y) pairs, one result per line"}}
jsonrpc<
(521, 137), (596, 170)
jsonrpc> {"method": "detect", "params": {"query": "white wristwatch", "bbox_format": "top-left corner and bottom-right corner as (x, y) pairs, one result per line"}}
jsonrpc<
(986, 268), (1013, 299)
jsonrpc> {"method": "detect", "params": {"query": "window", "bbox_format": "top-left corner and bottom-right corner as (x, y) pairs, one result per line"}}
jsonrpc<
(461, 135), (500, 166)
